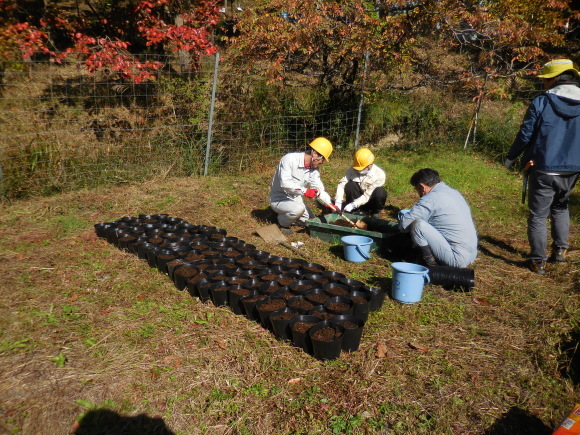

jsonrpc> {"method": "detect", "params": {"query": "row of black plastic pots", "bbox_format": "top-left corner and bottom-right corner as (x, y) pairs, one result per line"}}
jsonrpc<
(94, 215), (387, 360)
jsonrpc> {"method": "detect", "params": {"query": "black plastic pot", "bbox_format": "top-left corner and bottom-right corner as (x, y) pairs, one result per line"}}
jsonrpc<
(339, 278), (364, 291)
(256, 297), (287, 330)
(427, 265), (475, 291)
(209, 280), (230, 306)
(360, 285), (387, 312)
(330, 315), (365, 352)
(322, 270), (346, 283)
(145, 245), (163, 268)
(303, 273), (331, 286)
(309, 320), (344, 361)
(288, 295), (316, 314)
(289, 279), (319, 296)
(228, 285), (252, 315)
(117, 234), (137, 252)
(196, 277), (213, 302)
(289, 315), (322, 354)
(94, 222), (114, 239)
(173, 264), (201, 291)
(277, 272), (301, 288)
(155, 249), (179, 274)
(324, 296), (354, 316)
(241, 291), (268, 321)
(137, 242), (158, 261)
(347, 291), (371, 322)
(128, 235), (149, 255)
(167, 258), (188, 281)
(258, 280), (283, 295)
(304, 288), (330, 306)
(322, 283), (351, 297)
(270, 308), (299, 341)
(186, 272), (208, 297)
(307, 305), (335, 321)
(300, 262), (326, 274)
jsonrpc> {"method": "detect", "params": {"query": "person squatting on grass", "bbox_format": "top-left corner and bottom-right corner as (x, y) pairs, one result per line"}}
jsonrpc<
(505, 59), (580, 275)
(269, 137), (337, 235)
(333, 147), (387, 219)
(398, 168), (478, 268)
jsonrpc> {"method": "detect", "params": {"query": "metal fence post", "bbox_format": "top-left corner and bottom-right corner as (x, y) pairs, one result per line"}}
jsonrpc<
(354, 50), (370, 149)
(204, 52), (220, 176)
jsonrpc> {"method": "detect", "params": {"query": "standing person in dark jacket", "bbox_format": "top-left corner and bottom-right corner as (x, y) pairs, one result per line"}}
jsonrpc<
(505, 59), (580, 275)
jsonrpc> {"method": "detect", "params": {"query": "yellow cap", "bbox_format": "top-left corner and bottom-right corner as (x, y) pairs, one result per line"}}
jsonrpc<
(537, 59), (580, 78)
(309, 137), (333, 161)
(353, 147), (375, 170)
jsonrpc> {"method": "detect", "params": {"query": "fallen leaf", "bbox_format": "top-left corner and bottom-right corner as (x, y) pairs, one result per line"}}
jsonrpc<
(215, 339), (226, 349)
(408, 342), (429, 353)
(375, 342), (387, 358)
(99, 308), (113, 315)
(67, 293), (78, 302)
(138, 294), (146, 301)
(288, 377), (302, 384)
(16, 253), (25, 260)
(473, 297), (491, 306)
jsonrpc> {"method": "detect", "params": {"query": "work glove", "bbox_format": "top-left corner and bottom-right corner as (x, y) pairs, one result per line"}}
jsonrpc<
(344, 203), (355, 213)
(327, 203), (340, 212)
(504, 158), (515, 169)
(398, 209), (410, 221)
(304, 188), (319, 199)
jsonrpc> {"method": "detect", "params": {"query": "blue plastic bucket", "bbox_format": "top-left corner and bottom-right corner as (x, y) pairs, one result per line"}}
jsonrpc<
(391, 262), (430, 304)
(341, 235), (373, 263)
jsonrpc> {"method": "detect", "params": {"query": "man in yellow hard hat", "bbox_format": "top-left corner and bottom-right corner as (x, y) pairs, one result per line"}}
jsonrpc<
(334, 147), (387, 219)
(505, 59), (580, 275)
(270, 137), (335, 234)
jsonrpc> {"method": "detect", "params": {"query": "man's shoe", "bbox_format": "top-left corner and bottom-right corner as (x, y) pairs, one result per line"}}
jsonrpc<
(528, 259), (546, 275)
(550, 247), (568, 263)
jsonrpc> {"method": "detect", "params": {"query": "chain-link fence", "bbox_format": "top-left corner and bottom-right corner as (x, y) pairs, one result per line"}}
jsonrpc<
(0, 54), (369, 198)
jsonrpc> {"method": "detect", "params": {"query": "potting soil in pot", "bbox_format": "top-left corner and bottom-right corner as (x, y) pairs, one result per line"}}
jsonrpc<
(94, 214), (387, 358)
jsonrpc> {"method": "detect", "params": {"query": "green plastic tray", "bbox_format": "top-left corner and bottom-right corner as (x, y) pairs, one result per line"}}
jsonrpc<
(306, 213), (400, 253)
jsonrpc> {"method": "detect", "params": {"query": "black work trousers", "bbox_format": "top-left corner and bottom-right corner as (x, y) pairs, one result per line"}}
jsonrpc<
(344, 180), (387, 213)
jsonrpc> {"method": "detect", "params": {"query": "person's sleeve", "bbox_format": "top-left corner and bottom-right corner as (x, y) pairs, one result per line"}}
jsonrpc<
(278, 156), (304, 196)
(334, 174), (348, 203)
(352, 167), (386, 208)
(398, 199), (433, 232)
(506, 97), (543, 162)
(309, 170), (330, 202)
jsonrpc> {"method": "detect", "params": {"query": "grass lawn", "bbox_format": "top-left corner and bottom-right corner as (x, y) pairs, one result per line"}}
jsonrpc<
(0, 145), (578, 434)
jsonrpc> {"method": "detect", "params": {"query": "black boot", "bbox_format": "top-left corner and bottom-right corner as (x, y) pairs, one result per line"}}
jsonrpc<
(419, 245), (438, 267)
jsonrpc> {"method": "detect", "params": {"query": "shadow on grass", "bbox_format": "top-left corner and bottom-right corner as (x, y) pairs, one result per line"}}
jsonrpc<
(478, 234), (528, 268)
(250, 206), (277, 225)
(484, 406), (552, 435)
(558, 328), (580, 386)
(73, 409), (174, 434)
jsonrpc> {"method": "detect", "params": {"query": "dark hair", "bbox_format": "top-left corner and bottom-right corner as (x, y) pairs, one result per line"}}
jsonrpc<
(555, 72), (579, 85)
(410, 168), (440, 187)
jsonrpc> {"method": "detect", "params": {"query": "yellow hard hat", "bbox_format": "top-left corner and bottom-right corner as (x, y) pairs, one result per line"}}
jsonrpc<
(537, 59), (580, 78)
(309, 137), (333, 161)
(353, 147), (375, 170)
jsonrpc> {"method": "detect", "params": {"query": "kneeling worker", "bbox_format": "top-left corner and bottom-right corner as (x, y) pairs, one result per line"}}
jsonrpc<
(398, 168), (478, 267)
(270, 137), (335, 234)
(334, 147), (387, 218)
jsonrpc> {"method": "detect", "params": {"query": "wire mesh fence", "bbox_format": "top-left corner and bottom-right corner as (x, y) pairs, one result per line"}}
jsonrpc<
(0, 54), (366, 199)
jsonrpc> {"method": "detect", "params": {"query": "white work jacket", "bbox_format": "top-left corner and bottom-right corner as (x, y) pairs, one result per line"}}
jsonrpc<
(335, 164), (386, 208)
(270, 152), (331, 204)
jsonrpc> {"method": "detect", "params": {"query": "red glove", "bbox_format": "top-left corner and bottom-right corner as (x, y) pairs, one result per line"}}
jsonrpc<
(328, 203), (340, 212)
(304, 188), (318, 198)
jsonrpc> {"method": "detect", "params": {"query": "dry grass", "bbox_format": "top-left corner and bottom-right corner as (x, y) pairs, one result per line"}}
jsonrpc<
(0, 147), (578, 434)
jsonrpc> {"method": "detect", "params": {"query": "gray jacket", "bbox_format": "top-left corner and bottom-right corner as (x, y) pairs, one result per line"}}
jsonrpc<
(398, 182), (478, 265)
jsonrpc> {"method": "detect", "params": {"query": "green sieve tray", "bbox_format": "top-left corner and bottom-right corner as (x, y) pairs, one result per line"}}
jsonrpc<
(306, 213), (401, 253)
